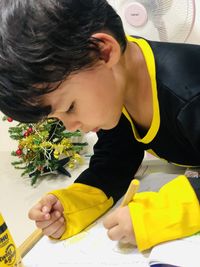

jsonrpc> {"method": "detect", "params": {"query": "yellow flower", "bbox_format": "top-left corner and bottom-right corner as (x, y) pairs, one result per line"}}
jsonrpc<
(53, 150), (59, 159)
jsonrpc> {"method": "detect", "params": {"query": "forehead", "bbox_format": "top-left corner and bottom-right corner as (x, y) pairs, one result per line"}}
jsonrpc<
(43, 81), (70, 112)
(43, 65), (106, 110)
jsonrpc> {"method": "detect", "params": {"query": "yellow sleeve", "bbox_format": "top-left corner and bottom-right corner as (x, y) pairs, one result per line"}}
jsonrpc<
(128, 175), (200, 251)
(50, 183), (113, 240)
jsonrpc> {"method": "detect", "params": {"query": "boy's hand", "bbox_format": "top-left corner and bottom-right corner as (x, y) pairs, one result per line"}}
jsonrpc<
(103, 206), (136, 245)
(28, 194), (66, 239)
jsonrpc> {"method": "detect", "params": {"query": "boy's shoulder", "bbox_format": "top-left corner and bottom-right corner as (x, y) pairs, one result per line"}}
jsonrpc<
(148, 39), (200, 102)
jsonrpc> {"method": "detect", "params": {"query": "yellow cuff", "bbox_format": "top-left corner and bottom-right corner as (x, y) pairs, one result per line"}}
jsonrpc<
(128, 175), (200, 251)
(50, 183), (113, 240)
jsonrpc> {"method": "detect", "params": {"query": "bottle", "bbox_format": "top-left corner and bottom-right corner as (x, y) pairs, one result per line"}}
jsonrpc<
(0, 213), (23, 267)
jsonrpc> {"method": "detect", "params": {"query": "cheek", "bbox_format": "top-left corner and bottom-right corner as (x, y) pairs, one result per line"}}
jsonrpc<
(80, 74), (122, 126)
(95, 100), (122, 129)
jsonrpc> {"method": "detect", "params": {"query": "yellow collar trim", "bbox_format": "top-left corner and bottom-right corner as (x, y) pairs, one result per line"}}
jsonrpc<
(123, 36), (160, 144)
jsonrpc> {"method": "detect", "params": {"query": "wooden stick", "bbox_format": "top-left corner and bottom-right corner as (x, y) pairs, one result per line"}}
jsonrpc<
(19, 228), (43, 258)
(120, 179), (140, 207)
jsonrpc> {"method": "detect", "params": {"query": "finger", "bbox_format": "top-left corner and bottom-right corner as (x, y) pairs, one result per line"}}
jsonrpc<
(40, 194), (59, 213)
(120, 237), (137, 246)
(42, 216), (65, 237)
(106, 225), (124, 241)
(53, 199), (64, 213)
(28, 202), (50, 221)
(103, 211), (119, 229)
(50, 223), (66, 239)
(120, 237), (131, 244)
(36, 210), (62, 229)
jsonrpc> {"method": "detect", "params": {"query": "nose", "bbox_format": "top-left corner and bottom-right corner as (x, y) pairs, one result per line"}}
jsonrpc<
(62, 118), (82, 132)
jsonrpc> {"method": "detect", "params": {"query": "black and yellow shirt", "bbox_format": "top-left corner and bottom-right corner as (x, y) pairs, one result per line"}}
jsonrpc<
(50, 36), (200, 251)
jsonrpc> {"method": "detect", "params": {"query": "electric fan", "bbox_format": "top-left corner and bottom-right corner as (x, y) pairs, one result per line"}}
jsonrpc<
(108, 0), (196, 42)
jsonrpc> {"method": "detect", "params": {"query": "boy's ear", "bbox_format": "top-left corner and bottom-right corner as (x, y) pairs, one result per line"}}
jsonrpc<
(91, 33), (121, 67)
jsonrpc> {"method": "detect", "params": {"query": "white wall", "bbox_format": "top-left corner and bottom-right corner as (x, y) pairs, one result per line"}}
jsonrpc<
(0, 1), (200, 151)
(187, 0), (200, 45)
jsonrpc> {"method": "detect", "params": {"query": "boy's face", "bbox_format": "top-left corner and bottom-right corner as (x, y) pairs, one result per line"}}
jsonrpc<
(44, 63), (124, 133)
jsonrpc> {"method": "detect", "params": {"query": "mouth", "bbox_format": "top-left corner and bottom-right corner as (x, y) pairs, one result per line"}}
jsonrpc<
(91, 127), (100, 133)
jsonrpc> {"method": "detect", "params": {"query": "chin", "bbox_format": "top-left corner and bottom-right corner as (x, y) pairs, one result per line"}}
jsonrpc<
(111, 116), (121, 128)
(103, 121), (119, 130)
(101, 114), (121, 130)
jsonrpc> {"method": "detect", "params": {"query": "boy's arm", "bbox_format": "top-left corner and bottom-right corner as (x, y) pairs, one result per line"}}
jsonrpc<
(128, 175), (200, 251)
(75, 114), (144, 203)
(50, 114), (144, 239)
(127, 94), (200, 250)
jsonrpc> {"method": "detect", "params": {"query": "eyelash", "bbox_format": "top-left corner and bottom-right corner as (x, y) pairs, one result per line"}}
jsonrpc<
(66, 102), (75, 114)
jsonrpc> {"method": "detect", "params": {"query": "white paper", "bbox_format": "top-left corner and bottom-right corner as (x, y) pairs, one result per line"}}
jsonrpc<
(149, 233), (200, 267)
(23, 220), (150, 267)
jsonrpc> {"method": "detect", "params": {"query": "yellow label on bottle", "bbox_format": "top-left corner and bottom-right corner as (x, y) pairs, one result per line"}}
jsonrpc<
(0, 213), (22, 267)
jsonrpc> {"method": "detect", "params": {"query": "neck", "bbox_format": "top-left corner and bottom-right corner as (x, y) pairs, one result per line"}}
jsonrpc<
(122, 41), (153, 129)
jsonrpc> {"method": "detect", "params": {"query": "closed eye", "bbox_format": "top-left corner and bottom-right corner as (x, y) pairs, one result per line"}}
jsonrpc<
(66, 102), (75, 114)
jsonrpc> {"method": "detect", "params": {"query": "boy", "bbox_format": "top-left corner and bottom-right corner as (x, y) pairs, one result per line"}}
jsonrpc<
(0, 0), (200, 251)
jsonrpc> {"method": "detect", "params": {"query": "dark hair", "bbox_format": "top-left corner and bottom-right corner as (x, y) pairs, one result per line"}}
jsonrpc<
(0, 0), (127, 122)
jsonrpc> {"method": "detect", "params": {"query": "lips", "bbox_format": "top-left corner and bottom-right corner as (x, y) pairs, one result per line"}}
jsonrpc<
(91, 127), (99, 133)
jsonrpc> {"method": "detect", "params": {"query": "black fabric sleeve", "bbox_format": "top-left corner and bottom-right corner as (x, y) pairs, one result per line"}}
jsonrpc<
(75, 113), (144, 203)
(187, 177), (200, 202)
(177, 94), (200, 154)
(177, 97), (200, 202)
